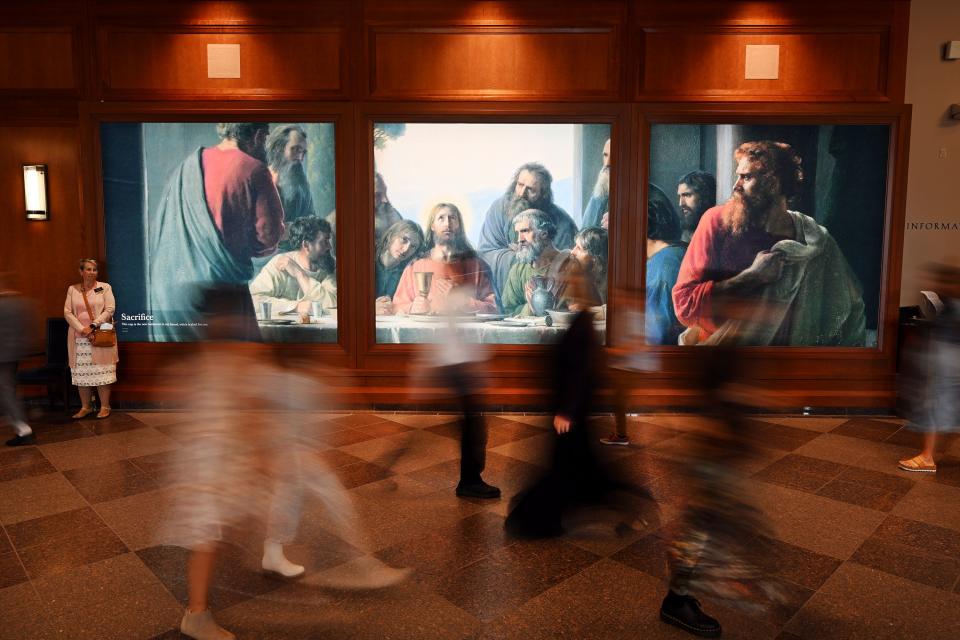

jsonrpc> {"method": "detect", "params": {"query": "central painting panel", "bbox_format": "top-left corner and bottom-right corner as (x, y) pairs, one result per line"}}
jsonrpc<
(373, 122), (613, 345)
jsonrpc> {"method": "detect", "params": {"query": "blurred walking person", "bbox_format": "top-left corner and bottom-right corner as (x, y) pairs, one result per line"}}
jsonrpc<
(417, 285), (500, 499)
(659, 344), (784, 637)
(506, 273), (637, 537)
(0, 272), (37, 446)
(162, 286), (302, 639)
(162, 285), (404, 640)
(898, 261), (960, 474)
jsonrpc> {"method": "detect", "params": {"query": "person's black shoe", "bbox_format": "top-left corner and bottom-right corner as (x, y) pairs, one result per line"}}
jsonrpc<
(660, 590), (722, 637)
(5, 433), (37, 447)
(455, 480), (501, 499)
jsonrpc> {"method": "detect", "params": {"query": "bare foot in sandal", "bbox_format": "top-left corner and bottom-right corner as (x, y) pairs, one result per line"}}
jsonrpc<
(898, 454), (936, 473)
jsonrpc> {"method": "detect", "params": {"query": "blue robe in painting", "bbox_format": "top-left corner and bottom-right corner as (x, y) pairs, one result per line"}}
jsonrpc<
(646, 244), (686, 346)
(147, 149), (258, 342)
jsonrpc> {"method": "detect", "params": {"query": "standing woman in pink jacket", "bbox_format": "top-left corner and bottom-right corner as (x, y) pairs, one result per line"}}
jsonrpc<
(64, 259), (119, 418)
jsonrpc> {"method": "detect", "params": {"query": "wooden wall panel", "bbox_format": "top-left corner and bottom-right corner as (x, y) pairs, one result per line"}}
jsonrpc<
(629, 0), (909, 103)
(369, 28), (620, 100)
(363, 0), (628, 101)
(0, 126), (86, 322)
(638, 29), (888, 101)
(630, 0), (903, 26)
(0, 29), (77, 92)
(89, 0), (352, 26)
(97, 29), (346, 99)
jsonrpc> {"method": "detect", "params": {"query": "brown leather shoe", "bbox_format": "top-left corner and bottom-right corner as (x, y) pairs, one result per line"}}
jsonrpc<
(72, 407), (94, 419)
(96, 407), (112, 419)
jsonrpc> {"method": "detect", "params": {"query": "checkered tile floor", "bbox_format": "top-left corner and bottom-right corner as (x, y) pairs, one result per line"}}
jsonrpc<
(1, 411), (959, 639)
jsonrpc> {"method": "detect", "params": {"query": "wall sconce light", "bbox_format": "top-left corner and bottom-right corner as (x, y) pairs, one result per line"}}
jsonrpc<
(23, 164), (49, 221)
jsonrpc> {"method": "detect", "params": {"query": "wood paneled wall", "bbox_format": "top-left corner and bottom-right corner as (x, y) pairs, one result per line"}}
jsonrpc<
(3, 0), (908, 103)
(97, 29), (346, 100)
(638, 29), (889, 101)
(0, 0), (914, 408)
(0, 125), (87, 321)
(632, 0), (909, 103)
(363, 0), (626, 101)
(0, 29), (78, 93)
(369, 28), (620, 100)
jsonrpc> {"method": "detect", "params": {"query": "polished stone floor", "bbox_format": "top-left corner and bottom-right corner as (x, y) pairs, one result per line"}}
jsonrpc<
(1, 410), (959, 639)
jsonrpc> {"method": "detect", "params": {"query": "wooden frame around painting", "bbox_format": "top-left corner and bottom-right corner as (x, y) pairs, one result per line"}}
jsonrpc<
(352, 102), (632, 380)
(626, 103), (910, 408)
(80, 102), (358, 394)
(78, 100), (910, 408)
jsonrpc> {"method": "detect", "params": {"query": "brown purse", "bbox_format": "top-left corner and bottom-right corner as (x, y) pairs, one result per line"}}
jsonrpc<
(80, 286), (117, 348)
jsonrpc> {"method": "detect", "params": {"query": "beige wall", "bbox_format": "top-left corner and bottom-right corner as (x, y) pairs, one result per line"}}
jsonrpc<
(902, 0), (960, 305)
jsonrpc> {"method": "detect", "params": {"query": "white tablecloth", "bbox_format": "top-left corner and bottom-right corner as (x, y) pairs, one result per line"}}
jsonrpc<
(375, 316), (607, 345)
(258, 314), (338, 343)
(257, 314), (607, 345)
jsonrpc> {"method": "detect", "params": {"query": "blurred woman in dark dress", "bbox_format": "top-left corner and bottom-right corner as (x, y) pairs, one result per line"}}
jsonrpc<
(505, 273), (637, 537)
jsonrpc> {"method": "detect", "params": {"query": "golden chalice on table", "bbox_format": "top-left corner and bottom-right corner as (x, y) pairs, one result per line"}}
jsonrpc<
(414, 271), (433, 298)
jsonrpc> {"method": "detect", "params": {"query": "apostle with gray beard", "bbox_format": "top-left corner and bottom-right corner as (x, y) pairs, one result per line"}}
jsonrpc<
(501, 209), (596, 317)
(478, 162), (578, 298)
(266, 125), (315, 230)
(582, 138), (611, 230)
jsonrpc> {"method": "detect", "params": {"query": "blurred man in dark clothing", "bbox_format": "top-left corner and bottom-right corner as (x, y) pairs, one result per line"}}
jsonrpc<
(426, 291), (500, 499)
(660, 342), (784, 637)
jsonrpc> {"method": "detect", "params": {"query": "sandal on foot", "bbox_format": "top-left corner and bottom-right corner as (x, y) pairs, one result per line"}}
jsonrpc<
(898, 455), (936, 473)
(180, 608), (235, 640)
(96, 407), (112, 419)
(72, 407), (94, 419)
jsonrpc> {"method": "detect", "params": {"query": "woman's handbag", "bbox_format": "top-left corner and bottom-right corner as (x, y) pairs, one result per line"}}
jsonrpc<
(79, 286), (117, 348)
(91, 325), (117, 348)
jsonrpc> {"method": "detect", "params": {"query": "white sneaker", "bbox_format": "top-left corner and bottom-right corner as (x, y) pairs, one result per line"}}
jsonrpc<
(180, 608), (235, 640)
(262, 541), (305, 578)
